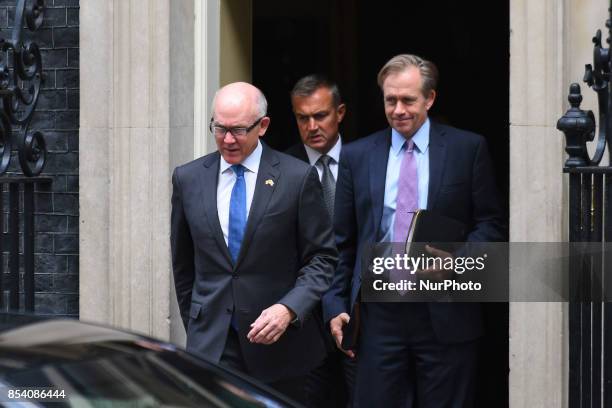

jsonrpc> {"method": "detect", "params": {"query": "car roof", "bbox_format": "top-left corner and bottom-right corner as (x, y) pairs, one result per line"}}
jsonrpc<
(0, 314), (301, 407)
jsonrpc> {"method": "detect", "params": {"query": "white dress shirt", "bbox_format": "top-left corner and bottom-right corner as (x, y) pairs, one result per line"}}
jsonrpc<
(303, 135), (342, 181)
(217, 141), (263, 245)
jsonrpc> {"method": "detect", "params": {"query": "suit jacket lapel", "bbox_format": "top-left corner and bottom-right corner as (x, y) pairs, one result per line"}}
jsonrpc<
(201, 152), (233, 266)
(427, 122), (447, 209)
(370, 129), (391, 241)
(234, 144), (280, 269)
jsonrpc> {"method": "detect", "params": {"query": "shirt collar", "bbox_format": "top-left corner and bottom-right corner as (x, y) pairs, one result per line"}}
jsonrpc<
(390, 119), (430, 156)
(304, 135), (342, 166)
(219, 140), (263, 174)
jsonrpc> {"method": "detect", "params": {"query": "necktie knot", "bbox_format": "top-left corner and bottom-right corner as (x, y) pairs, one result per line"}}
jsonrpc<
(404, 139), (415, 153)
(318, 154), (332, 167)
(231, 164), (245, 178)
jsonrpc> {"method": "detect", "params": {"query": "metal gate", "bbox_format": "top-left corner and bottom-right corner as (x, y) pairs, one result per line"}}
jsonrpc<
(558, 5), (612, 406)
(0, 0), (49, 312)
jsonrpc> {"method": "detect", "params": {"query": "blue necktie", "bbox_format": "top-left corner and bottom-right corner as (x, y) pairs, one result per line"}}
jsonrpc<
(228, 164), (246, 263)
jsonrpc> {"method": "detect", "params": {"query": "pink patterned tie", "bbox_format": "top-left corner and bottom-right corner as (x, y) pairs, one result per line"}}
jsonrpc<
(389, 139), (418, 293)
(393, 139), (418, 243)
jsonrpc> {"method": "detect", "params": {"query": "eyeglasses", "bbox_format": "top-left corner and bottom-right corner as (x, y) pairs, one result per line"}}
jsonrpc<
(209, 117), (264, 138)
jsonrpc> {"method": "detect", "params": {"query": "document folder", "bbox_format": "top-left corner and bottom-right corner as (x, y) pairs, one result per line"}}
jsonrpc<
(404, 210), (467, 256)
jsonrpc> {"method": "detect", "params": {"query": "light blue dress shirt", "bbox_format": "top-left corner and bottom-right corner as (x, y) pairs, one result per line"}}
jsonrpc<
(379, 119), (430, 242)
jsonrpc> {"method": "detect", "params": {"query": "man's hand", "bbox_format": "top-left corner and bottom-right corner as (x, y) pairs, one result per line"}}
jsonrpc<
(330, 313), (355, 358)
(247, 304), (295, 345)
(416, 244), (453, 281)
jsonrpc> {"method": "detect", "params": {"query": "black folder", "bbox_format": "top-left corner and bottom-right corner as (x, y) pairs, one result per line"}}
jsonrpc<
(404, 210), (467, 256)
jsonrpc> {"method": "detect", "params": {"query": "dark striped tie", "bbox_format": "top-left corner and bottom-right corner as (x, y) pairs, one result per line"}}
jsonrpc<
(318, 155), (335, 217)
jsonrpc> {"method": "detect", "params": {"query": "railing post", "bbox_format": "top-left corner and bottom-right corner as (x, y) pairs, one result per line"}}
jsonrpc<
(0, 0), (50, 314)
(0, 177), (51, 313)
(558, 3), (612, 407)
(23, 183), (34, 312)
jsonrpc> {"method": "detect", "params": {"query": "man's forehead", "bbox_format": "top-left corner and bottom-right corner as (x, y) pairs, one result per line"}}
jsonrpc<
(214, 110), (256, 126)
(216, 91), (252, 109)
(293, 102), (331, 114)
(383, 68), (423, 90)
(382, 82), (424, 98)
(292, 89), (334, 110)
(214, 97), (256, 120)
(383, 87), (421, 97)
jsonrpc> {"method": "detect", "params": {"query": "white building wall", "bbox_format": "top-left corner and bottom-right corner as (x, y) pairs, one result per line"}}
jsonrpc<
(79, 0), (195, 341)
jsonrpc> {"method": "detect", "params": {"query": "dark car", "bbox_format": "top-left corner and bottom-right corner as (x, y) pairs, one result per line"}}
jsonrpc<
(0, 314), (301, 407)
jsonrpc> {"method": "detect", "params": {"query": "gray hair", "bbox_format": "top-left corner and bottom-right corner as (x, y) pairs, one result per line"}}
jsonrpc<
(290, 74), (342, 107)
(377, 54), (439, 97)
(254, 88), (268, 117)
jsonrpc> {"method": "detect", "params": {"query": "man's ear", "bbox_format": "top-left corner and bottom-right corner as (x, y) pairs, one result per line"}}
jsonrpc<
(337, 103), (346, 123)
(258, 116), (271, 136)
(425, 90), (436, 111)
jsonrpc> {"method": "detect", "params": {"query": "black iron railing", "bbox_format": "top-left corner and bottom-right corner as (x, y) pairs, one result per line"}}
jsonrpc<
(0, 176), (50, 311)
(557, 4), (612, 407)
(0, 0), (49, 313)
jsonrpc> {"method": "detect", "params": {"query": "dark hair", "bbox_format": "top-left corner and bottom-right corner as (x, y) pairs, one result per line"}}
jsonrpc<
(290, 74), (342, 107)
(377, 54), (439, 97)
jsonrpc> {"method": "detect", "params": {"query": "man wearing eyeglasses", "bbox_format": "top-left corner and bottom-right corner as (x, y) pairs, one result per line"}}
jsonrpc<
(171, 82), (337, 403)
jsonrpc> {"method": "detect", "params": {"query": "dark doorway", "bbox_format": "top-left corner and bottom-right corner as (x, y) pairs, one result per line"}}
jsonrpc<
(254, 1), (509, 407)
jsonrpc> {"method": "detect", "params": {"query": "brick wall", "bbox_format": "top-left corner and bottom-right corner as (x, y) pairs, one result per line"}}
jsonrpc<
(0, 0), (79, 316)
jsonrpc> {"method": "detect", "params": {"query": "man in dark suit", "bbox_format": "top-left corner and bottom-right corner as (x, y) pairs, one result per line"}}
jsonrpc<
(286, 75), (356, 407)
(171, 82), (337, 403)
(323, 54), (504, 407)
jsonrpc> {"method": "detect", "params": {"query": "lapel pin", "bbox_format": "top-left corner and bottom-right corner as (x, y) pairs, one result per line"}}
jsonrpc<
(265, 179), (274, 187)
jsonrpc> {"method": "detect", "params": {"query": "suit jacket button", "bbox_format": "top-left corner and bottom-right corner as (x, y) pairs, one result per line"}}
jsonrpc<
(232, 274), (238, 279)
(226, 308), (232, 314)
